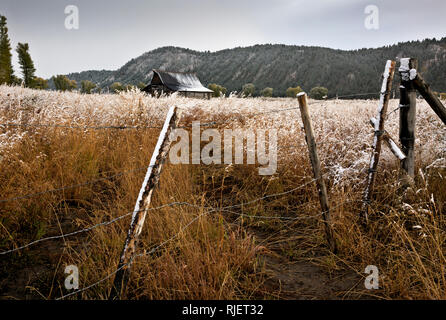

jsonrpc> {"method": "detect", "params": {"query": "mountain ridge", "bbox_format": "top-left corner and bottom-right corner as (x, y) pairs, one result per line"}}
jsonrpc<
(60, 38), (446, 97)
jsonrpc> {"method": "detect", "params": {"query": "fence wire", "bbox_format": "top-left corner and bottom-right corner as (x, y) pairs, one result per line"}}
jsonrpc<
(0, 123), (164, 130)
(0, 176), (320, 255)
(55, 194), (358, 300)
(0, 91), (381, 132)
(55, 207), (216, 300)
(0, 91), (386, 299)
(0, 166), (151, 203)
(0, 105), (300, 131)
(0, 202), (187, 255)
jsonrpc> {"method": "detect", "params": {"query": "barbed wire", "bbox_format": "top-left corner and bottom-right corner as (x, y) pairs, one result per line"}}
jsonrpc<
(255, 198), (360, 248)
(219, 177), (319, 210)
(326, 92), (381, 100)
(1, 92), (381, 132)
(0, 103), (325, 205)
(1, 89), (406, 300)
(0, 176), (320, 255)
(0, 138), (324, 205)
(0, 106), (300, 131)
(55, 193), (356, 300)
(0, 123), (164, 130)
(55, 207), (217, 300)
(386, 103), (405, 119)
(219, 203), (320, 221)
(0, 201), (192, 255)
(0, 166), (151, 203)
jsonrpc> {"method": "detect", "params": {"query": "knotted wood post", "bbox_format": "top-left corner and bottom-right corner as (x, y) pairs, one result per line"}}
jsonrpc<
(297, 92), (337, 253)
(398, 58), (417, 182)
(361, 60), (396, 225)
(109, 106), (181, 300)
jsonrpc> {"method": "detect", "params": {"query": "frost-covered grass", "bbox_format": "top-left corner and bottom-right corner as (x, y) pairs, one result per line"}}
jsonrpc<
(1, 85), (445, 299)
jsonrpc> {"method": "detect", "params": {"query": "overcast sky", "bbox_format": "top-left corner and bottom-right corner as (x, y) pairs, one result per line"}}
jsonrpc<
(1, 0), (445, 78)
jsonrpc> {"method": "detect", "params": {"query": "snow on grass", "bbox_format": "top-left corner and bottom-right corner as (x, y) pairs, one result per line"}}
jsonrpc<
(1, 85), (445, 187)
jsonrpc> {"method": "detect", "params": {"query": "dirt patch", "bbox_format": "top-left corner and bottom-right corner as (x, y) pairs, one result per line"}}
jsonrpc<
(261, 253), (364, 299)
(244, 223), (369, 300)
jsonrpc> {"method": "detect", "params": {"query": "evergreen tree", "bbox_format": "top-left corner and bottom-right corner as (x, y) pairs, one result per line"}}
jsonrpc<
(0, 15), (14, 84)
(16, 43), (36, 87)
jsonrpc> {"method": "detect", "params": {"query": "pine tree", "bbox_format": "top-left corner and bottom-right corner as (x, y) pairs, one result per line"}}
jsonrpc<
(0, 15), (14, 84)
(16, 43), (36, 87)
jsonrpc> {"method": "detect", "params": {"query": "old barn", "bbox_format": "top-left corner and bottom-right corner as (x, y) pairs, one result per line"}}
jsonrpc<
(142, 70), (213, 99)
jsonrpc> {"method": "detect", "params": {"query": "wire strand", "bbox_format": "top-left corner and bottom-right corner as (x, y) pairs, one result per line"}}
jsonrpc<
(55, 195), (355, 300)
(55, 208), (216, 300)
(0, 166), (150, 203)
(0, 176), (320, 255)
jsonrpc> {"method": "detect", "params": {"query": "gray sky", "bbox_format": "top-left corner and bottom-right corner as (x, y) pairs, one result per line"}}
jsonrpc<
(1, 0), (445, 78)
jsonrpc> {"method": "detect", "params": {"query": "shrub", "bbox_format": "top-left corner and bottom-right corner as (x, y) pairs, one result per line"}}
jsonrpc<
(53, 75), (77, 91)
(260, 87), (273, 97)
(309, 86), (328, 100)
(208, 83), (227, 97)
(286, 86), (302, 98)
(80, 80), (96, 94)
(242, 83), (255, 97)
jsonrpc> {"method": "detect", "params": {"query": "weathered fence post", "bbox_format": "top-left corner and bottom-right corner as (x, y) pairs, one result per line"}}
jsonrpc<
(109, 106), (181, 300)
(369, 118), (406, 161)
(361, 60), (396, 225)
(398, 58), (417, 181)
(411, 65), (446, 126)
(297, 92), (337, 253)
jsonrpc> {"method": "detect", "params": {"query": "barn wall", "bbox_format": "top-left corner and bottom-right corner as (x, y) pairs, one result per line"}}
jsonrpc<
(178, 91), (210, 99)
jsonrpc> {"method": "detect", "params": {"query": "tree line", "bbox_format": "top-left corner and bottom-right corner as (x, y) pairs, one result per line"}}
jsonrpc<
(0, 14), (142, 95)
(0, 14), (47, 89)
(66, 42), (446, 98)
(208, 82), (328, 99)
(50, 76), (148, 94)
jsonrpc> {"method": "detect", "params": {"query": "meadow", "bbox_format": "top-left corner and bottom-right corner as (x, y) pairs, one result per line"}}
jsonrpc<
(0, 85), (445, 299)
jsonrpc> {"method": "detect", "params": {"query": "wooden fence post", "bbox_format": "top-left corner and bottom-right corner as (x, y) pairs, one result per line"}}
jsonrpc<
(297, 92), (337, 253)
(411, 65), (446, 126)
(361, 60), (396, 225)
(398, 58), (417, 181)
(109, 106), (181, 300)
(369, 118), (406, 161)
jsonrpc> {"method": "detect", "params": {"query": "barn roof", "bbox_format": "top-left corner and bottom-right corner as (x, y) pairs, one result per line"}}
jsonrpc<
(151, 70), (213, 93)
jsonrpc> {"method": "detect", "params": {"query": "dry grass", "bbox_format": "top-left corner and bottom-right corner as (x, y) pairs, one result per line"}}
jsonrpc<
(0, 85), (445, 300)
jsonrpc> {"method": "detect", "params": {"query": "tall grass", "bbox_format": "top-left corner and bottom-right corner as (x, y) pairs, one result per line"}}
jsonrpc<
(0, 85), (445, 299)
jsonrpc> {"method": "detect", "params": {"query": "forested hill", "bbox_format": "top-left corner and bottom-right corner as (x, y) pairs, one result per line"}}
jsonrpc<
(63, 38), (446, 97)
